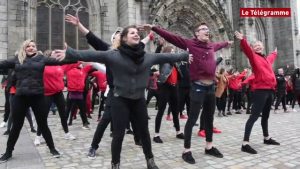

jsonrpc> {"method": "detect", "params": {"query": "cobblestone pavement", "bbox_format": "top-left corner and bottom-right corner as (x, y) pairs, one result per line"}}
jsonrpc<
(0, 106), (300, 169)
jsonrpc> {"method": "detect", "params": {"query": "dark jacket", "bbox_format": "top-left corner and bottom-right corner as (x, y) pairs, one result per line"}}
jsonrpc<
(292, 68), (300, 91)
(65, 47), (188, 99)
(276, 74), (286, 93)
(0, 54), (69, 96)
(85, 31), (114, 88)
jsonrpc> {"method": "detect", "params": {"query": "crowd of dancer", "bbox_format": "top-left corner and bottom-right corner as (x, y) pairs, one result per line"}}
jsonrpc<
(0, 13), (298, 169)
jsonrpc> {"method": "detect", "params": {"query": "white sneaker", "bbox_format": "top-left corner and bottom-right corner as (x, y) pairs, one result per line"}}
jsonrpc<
(82, 125), (90, 130)
(65, 133), (76, 140)
(0, 122), (7, 128)
(34, 136), (41, 146)
(292, 109), (297, 112)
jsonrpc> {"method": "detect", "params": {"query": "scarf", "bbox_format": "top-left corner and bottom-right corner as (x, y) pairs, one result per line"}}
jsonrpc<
(118, 42), (145, 64)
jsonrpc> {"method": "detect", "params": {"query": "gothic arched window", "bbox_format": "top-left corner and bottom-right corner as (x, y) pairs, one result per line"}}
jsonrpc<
(36, 0), (89, 52)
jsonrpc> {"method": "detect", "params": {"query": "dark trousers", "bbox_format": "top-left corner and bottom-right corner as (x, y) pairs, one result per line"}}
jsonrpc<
(178, 87), (190, 116)
(155, 83), (180, 133)
(111, 96), (153, 164)
(246, 91), (253, 113)
(184, 83), (215, 148)
(292, 90), (300, 108)
(146, 89), (158, 108)
(66, 94), (89, 125)
(274, 92), (287, 111)
(227, 88), (235, 112)
(233, 91), (242, 110)
(216, 91), (227, 112)
(243, 90), (274, 141)
(91, 90), (113, 149)
(98, 92), (106, 118)
(6, 95), (34, 132)
(6, 95), (55, 153)
(37, 92), (69, 135)
(3, 90), (10, 122)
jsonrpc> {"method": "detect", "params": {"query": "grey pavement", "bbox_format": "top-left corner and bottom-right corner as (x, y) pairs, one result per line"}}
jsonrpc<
(0, 106), (300, 169)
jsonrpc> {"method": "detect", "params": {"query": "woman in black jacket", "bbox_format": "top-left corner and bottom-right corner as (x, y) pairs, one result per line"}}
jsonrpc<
(53, 25), (189, 169)
(0, 39), (68, 163)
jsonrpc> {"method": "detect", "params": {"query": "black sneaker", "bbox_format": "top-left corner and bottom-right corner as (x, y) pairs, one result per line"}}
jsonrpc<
(227, 112), (232, 115)
(3, 130), (9, 135)
(241, 144), (257, 154)
(264, 138), (280, 145)
(0, 152), (12, 163)
(135, 140), (142, 146)
(176, 133), (184, 139)
(87, 147), (96, 159)
(205, 147), (223, 158)
(235, 111), (241, 114)
(31, 128), (37, 133)
(246, 111), (251, 114)
(50, 149), (61, 158)
(146, 158), (159, 169)
(126, 129), (134, 135)
(182, 151), (195, 164)
(222, 112), (227, 117)
(153, 136), (163, 143)
(111, 162), (120, 169)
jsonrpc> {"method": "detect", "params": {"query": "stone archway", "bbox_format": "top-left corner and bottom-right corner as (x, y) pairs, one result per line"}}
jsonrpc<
(148, 0), (234, 65)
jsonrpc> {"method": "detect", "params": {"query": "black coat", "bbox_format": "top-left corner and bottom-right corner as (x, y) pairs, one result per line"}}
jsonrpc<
(0, 54), (69, 95)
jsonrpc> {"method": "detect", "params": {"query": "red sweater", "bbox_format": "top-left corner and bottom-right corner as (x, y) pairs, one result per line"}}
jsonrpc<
(91, 71), (107, 92)
(66, 64), (93, 92)
(242, 74), (255, 91)
(43, 63), (80, 96)
(152, 26), (229, 81)
(240, 38), (277, 90)
(228, 71), (247, 90)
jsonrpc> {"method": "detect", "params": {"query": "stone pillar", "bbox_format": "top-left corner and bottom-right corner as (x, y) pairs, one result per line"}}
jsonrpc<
(0, 0), (8, 60)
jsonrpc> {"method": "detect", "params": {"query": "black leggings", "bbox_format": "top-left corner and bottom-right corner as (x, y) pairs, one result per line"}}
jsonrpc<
(146, 89), (158, 108)
(216, 91), (227, 112)
(184, 83), (215, 148)
(243, 90), (274, 141)
(3, 90), (10, 122)
(178, 87), (190, 116)
(291, 90), (300, 108)
(65, 94), (89, 125)
(37, 92), (69, 136)
(274, 92), (287, 111)
(6, 95), (56, 153)
(91, 90), (113, 149)
(111, 96), (153, 164)
(155, 83), (180, 133)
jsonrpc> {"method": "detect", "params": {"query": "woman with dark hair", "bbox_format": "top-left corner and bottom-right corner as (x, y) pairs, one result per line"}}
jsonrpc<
(53, 25), (188, 169)
(0, 39), (68, 163)
(291, 68), (300, 110)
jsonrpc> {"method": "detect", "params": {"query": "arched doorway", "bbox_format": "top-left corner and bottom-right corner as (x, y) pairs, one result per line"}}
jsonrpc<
(149, 0), (234, 66)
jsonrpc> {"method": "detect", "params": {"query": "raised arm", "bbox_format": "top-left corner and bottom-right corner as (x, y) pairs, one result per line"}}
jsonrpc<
(53, 47), (111, 64)
(213, 41), (231, 51)
(151, 52), (189, 65)
(266, 48), (277, 64)
(144, 24), (187, 49)
(65, 14), (89, 35)
(235, 31), (255, 60)
(0, 58), (16, 70)
(65, 14), (110, 51)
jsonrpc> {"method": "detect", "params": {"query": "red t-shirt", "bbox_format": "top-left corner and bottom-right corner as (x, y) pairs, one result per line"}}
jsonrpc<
(166, 67), (178, 85)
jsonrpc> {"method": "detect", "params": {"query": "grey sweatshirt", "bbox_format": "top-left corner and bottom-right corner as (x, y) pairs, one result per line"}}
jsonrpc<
(65, 47), (188, 99)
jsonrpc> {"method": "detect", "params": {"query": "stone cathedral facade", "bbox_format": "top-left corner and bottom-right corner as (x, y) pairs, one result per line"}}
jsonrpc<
(0, 0), (299, 70)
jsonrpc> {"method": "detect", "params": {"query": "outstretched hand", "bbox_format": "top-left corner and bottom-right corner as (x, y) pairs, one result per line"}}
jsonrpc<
(234, 31), (243, 40)
(51, 43), (68, 61)
(143, 24), (153, 32)
(65, 14), (80, 26)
